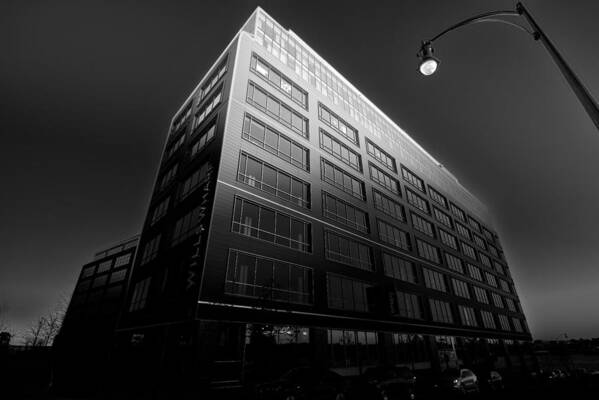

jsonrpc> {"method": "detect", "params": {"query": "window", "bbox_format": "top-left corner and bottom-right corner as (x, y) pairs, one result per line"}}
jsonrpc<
(439, 229), (458, 250)
(172, 207), (205, 246)
(391, 291), (422, 319)
(322, 192), (369, 233)
(416, 239), (440, 264)
(468, 216), (481, 232)
(505, 297), (517, 312)
(191, 120), (217, 157)
(328, 330), (379, 369)
(455, 222), (471, 240)
(433, 207), (453, 228)
(488, 244), (499, 258)
(498, 314), (511, 331)
(411, 212), (435, 238)
(129, 277), (151, 312)
(405, 188), (430, 214)
(373, 189), (405, 222)
(140, 235), (161, 265)
(423, 268), (446, 292)
(158, 164), (178, 191)
(327, 274), (372, 312)
(238, 152), (310, 208)
(429, 186), (448, 208)
(491, 292), (504, 308)
(199, 57), (227, 100)
(366, 138), (396, 172)
(242, 114), (309, 171)
(250, 53), (307, 108)
(109, 268), (127, 284)
(318, 103), (358, 145)
(378, 219), (411, 251)
(449, 202), (466, 222)
(171, 102), (192, 134)
(383, 253), (416, 283)
(401, 166), (425, 193)
(194, 87), (222, 129)
(473, 233), (487, 250)
(452, 279), (470, 298)
(512, 318), (523, 332)
(150, 197), (170, 225)
(461, 242), (477, 260)
(232, 197), (312, 252)
(166, 133), (186, 159)
(459, 306), (478, 327)
(369, 163), (400, 195)
(225, 249), (313, 304)
(247, 82), (308, 138)
(480, 253), (492, 268)
(486, 272), (498, 287)
(114, 253), (132, 268)
(445, 253), (464, 273)
(180, 162), (213, 200)
(473, 286), (489, 304)
(481, 311), (496, 329)
(467, 263), (482, 281)
(319, 129), (362, 172)
(494, 261), (506, 276)
(321, 158), (365, 200)
(429, 299), (453, 323)
(482, 227), (495, 242)
(325, 231), (373, 271)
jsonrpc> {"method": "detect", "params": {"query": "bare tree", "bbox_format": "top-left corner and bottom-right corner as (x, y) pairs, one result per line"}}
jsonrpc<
(24, 294), (70, 347)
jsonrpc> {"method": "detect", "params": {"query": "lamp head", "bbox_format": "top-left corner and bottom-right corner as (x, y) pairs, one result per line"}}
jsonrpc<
(418, 41), (440, 76)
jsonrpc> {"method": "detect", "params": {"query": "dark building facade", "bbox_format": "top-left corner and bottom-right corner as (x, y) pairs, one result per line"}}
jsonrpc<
(115, 7), (532, 392)
(53, 236), (138, 394)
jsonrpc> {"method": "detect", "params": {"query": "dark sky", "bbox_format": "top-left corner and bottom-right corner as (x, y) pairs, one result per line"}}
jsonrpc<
(2, 0), (599, 341)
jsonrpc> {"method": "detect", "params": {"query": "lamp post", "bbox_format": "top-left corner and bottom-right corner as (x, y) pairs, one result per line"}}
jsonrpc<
(417, 2), (599, 131)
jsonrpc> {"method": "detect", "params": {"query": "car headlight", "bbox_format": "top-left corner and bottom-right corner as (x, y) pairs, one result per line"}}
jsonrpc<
(453, 379), (461, 388)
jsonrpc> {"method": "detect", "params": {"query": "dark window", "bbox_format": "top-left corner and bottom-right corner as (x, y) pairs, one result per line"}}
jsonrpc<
(321, 158), (366, 200)
(428, 186), (448, 208)
(429, 299), (453, 323)
(199, 57), (228, 100)
(433, 207), (453, 228)
(319, 129), (362, 172)
(324, 230), (373, 271)
(423, 268), (446, 292)
(247, 82), (308, 138)
(401, 166), (425, 193)
(366, 138), (396, 172)
(416, 239), (440, 264)
(238, 152), (310, 208)
(194, 87), (222, 129)
(377, 219), (411, 251)
(242, 114), (310, 171)
(191, 120), (217, 157)
(450, 202), (466, 222)
(225, 249), (313, 304)
(369, 163), (400, 195)
(180, 162), (213, 200)
(232, 197), (311, 252)
(439, 229), (458, 250)
(373, 189), (405, 222)
(318, 103), (358, 145)
(411, 212), (435, 238)
(250, 53), (308, 109)
(327, 274), (372, 312)
(322, 192), (369, 233)
(445, 252), (464, 273)
(405, 188), (430, 214)
(391, 291), (422, 319)
(383, 253), (416, 283)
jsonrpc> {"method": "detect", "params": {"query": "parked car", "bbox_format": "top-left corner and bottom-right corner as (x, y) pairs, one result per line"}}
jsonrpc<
(255, 366), (384, 400)
(476, 369), (504, 392)
(433, 368), (480, 395)
(361, 365), (416, 400)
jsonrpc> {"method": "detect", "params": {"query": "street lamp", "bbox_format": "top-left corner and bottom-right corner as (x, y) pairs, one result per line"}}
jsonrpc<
(417, 2), (599, 131)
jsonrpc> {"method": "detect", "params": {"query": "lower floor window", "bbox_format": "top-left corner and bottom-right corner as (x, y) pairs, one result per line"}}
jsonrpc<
(225, 249), (313, 305)
(328, 329), (378, 369)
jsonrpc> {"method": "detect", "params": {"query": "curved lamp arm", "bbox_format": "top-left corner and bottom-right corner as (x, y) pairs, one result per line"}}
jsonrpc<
(427, 10), (533, 43)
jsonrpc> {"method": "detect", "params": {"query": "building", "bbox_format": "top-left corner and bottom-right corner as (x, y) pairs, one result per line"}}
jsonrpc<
(115, 7), (532, 393)
(52, 236), (138, 394)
